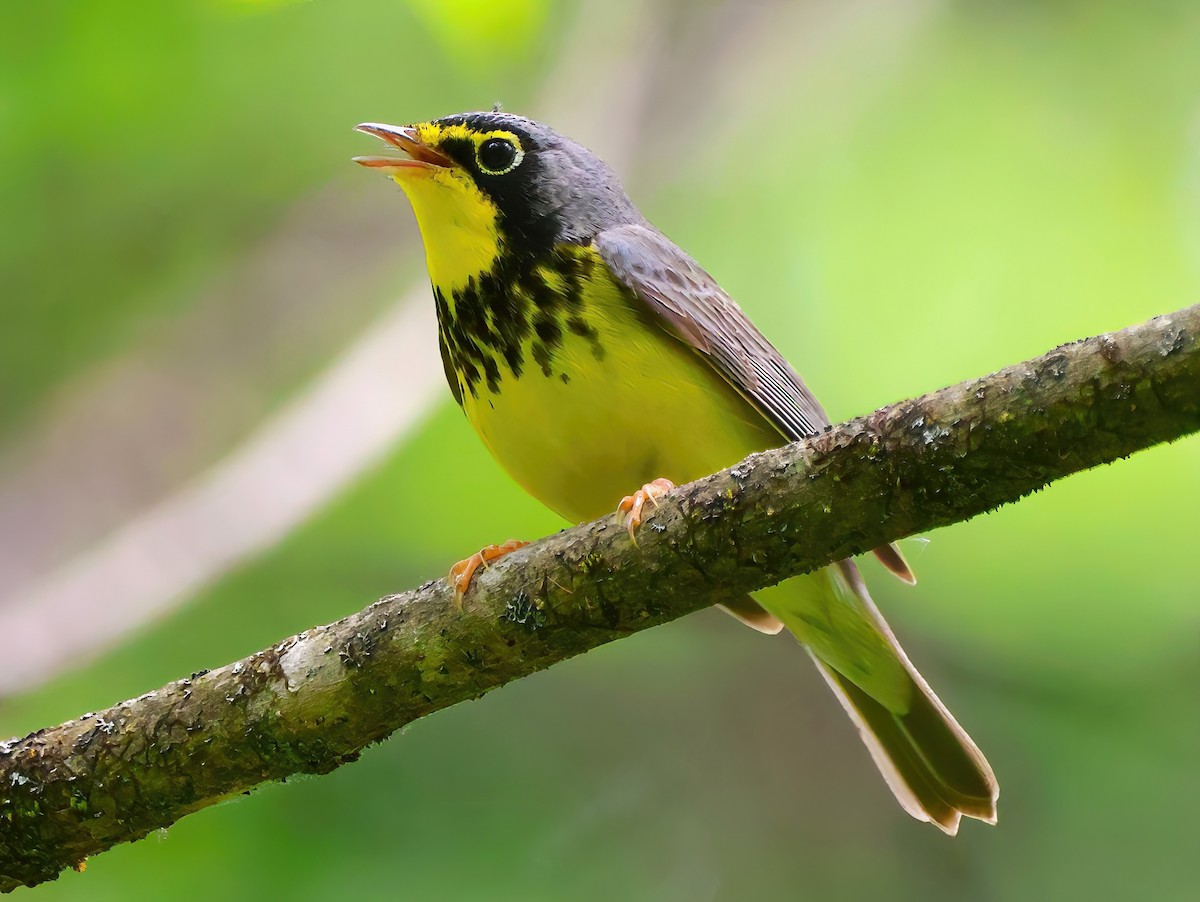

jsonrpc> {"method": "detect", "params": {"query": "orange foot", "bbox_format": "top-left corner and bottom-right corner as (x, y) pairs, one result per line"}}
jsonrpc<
(449, 539), (529, 607)
(616, 478), (677, 543)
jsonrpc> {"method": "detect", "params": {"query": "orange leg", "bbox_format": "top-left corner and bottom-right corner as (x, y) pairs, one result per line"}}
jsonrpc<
(449, 539), (529, 607)
(616, 477), (677, 543)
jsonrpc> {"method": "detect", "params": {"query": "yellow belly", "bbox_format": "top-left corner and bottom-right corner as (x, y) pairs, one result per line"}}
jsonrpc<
(451, 254), (912, 709)
(459, 265), (782, 523)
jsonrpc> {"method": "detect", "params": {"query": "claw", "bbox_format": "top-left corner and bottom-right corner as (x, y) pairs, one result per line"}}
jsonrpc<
(616, 478), (677, 544)
(449, 539), (528, 607)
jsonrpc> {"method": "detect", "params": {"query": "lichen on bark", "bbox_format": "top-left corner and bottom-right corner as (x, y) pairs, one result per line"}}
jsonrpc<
(2, 303), (1198, 892)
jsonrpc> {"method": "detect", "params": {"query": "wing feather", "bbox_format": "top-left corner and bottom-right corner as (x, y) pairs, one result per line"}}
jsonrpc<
(595, 225), (916, 583)
(594, 223), (827, 441)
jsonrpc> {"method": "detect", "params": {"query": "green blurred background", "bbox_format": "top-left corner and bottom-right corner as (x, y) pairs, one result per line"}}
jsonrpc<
(2, 0), (1198, 898)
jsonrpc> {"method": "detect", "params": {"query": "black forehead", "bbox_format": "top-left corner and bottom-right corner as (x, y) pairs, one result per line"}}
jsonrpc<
(431, 111), (556, 148)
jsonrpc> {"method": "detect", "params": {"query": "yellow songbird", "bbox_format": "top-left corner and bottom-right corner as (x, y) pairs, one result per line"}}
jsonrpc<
(355, 113), (998, 834)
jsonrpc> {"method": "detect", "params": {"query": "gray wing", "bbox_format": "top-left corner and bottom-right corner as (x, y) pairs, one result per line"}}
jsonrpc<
(594, 223), (828, 441)
(595, 224), (917, 585)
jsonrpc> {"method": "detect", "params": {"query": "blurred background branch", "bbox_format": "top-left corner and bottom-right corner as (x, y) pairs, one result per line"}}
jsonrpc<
(0, 0), (920, 695)
(3, 301), (1198, 892)
(0, 0), (667, 695)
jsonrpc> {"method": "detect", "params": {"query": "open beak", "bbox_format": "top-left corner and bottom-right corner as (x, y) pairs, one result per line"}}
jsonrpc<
(353, 123), (452, 173)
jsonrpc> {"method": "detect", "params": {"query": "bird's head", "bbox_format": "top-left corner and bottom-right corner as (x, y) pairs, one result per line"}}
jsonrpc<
(354, 112), (639, 288)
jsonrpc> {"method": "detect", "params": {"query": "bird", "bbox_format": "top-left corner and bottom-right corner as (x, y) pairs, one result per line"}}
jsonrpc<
(354, 112), (998, 834)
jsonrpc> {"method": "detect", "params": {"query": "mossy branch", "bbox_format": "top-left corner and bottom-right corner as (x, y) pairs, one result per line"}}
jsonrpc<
(3, 304), (1199, 891)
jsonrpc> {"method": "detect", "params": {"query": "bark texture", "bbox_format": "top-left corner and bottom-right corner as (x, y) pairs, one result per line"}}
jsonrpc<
(2, 304), (1198, 891)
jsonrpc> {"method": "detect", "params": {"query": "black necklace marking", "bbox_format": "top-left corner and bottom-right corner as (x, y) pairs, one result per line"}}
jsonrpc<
(436, 245), (607, 403)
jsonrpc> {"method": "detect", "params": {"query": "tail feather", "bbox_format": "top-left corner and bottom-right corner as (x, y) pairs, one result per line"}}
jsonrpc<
(717, 594), (785, 635)
(754, 561), (998, 832)
(873, 542), (916, 585)
(810, 654), (997, 834)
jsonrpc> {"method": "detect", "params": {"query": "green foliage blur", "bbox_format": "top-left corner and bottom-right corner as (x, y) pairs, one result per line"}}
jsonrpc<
(2, 1), (1198, 898)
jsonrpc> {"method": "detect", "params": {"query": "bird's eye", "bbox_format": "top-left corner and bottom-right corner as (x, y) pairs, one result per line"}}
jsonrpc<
(477, 137), (522, 175)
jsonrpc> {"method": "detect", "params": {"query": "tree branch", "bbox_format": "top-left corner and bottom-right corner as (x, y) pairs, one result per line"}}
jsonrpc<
(3, 304), (1198, 891)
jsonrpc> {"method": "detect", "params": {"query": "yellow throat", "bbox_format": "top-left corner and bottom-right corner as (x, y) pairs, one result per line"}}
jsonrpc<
(384, 121), (518, 291)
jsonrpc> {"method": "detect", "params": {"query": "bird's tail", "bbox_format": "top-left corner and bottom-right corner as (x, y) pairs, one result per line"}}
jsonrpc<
(754, 562), (998, 834)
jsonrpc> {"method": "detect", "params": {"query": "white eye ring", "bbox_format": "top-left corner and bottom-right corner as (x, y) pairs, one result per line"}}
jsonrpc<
(476, 137), (524, 175)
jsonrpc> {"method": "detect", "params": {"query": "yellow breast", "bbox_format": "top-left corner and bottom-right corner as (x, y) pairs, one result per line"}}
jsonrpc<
(455, 248), (781, 523)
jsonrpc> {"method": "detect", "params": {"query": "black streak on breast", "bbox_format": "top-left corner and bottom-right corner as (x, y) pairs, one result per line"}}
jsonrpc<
(436, 245), (605, 402)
